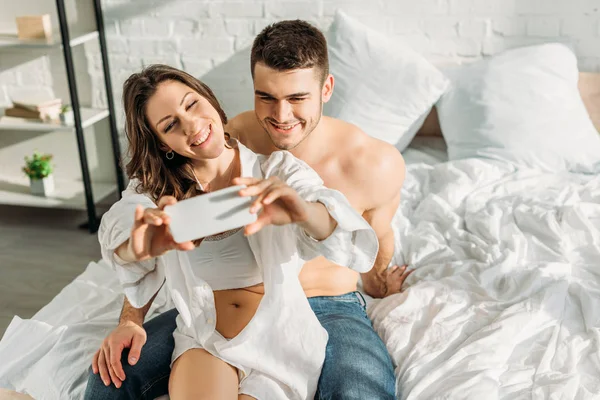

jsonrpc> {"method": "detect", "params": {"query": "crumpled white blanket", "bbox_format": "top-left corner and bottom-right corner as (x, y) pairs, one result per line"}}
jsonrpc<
(370, 158), (600, 399)
(0, 261), (173, 399)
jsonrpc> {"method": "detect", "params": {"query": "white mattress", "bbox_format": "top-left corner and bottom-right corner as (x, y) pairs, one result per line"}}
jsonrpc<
(2, 137), (600, 399)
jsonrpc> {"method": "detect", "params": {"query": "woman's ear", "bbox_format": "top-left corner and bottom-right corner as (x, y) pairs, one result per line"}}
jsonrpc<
(159, 143), (171, 153)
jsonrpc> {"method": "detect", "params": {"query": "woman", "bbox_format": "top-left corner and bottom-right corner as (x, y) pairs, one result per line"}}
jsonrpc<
(98, 65), (378, 400)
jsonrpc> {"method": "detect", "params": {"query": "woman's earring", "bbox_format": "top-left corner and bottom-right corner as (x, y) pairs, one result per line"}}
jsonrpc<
(224, 132), (233, 149)
(165, 150), (174, 160)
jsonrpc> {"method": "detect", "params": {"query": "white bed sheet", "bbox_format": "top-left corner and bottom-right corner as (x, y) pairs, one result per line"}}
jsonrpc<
(2, 137), (600, 399)
(0, 261), (174, 400)
(371, 147), (600, 399)
(400, 136), (449, 167)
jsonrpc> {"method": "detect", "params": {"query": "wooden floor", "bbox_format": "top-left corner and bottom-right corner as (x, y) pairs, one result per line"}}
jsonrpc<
(0, 203), (112, 337)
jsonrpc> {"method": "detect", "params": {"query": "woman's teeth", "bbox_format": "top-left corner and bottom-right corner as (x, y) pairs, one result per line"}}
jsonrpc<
(191, 127), (210, 146)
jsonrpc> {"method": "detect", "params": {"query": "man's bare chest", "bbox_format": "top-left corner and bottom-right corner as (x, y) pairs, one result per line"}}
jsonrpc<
(244, 136), (368, 212)
(314, 168), (366, 214)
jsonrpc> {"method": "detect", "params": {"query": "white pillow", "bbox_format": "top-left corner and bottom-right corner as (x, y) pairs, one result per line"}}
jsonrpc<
(324, 11), (449, 151)
(437, 43), (600, 173)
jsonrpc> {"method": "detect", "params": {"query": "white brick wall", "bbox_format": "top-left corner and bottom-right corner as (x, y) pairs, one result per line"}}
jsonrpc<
(1, 0), (599, 123)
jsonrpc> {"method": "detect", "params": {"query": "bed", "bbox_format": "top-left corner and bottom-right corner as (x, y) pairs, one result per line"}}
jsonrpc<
(2, 17), (600, 400)
(2, 83), (600, 399)
(0, 142), (449, 400)
(374, 114), (600, 400)
(0, 138), (451, 400)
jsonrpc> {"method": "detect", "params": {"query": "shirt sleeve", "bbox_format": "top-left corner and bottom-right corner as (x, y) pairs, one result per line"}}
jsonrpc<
(260, 151), (379, 273)
(97, 179), (166, 308)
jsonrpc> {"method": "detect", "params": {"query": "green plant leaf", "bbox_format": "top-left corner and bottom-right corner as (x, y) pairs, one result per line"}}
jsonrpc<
(23, 151), (54, 179)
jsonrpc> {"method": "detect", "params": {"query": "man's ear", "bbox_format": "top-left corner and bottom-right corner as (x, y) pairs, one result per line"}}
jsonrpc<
(322, 74), (334, 103)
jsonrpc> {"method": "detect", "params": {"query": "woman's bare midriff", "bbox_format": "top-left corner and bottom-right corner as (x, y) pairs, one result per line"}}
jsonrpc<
(214, 283), (265, 339)
(213, 257), (359, 338)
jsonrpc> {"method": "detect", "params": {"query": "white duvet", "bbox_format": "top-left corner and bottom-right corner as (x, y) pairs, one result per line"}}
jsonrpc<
(2, 141), (600, 399)
(372, 153), (600, 399)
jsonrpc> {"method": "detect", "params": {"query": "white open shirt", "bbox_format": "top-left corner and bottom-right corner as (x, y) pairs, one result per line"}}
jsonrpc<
(98, 141), (379, 399)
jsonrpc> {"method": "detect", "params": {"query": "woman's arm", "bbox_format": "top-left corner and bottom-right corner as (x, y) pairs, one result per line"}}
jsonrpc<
(113, 198), (195, 264)
(98, 183), (193, 307)
(297, 201), (337, 241)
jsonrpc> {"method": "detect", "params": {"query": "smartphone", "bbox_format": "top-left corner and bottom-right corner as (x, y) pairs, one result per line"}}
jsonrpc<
(164, 185), (257, 243)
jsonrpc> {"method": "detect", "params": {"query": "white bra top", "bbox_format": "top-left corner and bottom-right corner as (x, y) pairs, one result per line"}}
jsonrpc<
(186, 227), (263, 290)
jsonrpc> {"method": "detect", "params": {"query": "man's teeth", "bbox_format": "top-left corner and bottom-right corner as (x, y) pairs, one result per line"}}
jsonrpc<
(273, 123), (298, 130)
(191, 127), (210, 146)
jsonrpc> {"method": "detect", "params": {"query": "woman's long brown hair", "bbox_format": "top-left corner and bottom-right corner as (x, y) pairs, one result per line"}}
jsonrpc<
(122, 64), (228, 202)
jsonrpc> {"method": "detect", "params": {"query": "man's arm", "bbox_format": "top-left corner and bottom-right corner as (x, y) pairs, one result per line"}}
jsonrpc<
(92, 291), (160, 386)
(361, 192), (401, 297)
(356, 140), (407, 298)
(119, 293), (157, 327)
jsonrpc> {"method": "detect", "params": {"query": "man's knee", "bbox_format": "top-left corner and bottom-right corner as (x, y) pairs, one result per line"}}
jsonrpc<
(318, 345), (396, 400)
(84, 309), (179, 400)
(84, 350), (171, 400)
(318, 313), (396, 399)
(84, 369), (130, 400)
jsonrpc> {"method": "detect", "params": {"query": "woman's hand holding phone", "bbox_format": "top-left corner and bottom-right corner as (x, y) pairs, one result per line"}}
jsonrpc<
(116, 196), (195, 263)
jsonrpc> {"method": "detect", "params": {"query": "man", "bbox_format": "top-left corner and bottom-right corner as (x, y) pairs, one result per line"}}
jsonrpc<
(86, 19), (410, 400)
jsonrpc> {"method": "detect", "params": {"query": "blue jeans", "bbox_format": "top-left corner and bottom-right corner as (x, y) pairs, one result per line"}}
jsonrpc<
(85, 292), (396, 399)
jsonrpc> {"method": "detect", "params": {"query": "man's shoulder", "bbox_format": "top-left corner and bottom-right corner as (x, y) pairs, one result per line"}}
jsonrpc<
(229, 110), (256, 125)
(226, 111), (258, 140)
(326, 117), (405, 206)
(326, 117), (404, 175)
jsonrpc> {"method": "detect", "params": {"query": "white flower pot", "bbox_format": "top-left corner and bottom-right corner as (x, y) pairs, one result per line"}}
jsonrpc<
(60, 110), (74, 125)
(30, 175), (55, 196)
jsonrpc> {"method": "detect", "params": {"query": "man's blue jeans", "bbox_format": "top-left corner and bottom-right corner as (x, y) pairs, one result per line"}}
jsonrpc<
(84, 292), (396, 399)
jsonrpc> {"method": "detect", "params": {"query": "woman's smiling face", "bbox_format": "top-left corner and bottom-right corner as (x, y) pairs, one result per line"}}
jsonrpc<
(145, 79), (227, 161)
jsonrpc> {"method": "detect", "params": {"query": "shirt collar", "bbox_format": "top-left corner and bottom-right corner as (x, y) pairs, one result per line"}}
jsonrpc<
(230, 137), (260, 179)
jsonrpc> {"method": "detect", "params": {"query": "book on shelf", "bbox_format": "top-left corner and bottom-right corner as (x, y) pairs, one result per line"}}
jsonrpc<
(4, 105), (60, 121)
(10, 89), (62, 112)
(12, 98), (62, 112)
(4, 89), (62, 121)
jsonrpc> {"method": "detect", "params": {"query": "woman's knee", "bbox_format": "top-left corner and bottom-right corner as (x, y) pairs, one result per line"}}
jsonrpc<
(169, 348), (239, 400)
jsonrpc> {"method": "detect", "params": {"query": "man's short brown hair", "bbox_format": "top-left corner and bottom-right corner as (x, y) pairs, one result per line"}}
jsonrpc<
(251, 20), (329, 84)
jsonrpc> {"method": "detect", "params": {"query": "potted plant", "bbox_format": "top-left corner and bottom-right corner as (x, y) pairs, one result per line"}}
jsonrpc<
(59, 104), (74, 125)
(22, 151), (55, 196)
